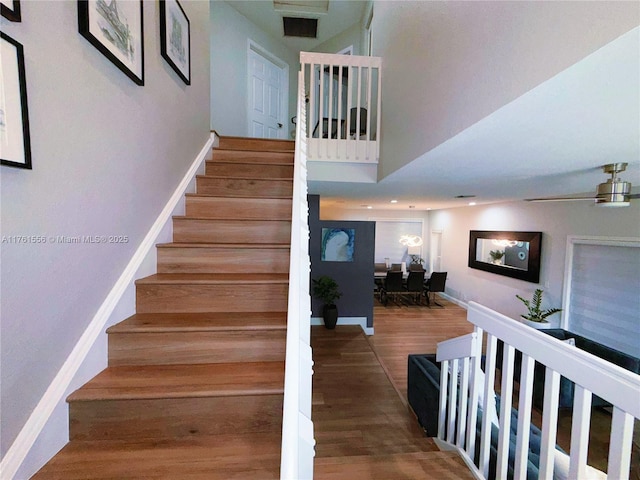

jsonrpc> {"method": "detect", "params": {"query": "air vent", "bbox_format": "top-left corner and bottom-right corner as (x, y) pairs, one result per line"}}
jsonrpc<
(283, 17), (318, 38)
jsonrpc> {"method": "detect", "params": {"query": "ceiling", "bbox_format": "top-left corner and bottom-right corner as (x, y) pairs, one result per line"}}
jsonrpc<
(226, 1), (639, 213)
(310, 26), (640, 212)
(226, 0), (367, 52)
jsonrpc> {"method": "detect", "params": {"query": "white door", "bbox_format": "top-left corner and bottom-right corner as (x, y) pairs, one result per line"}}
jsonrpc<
(248, 48), (285, 139)
(430, 230), (442, 273)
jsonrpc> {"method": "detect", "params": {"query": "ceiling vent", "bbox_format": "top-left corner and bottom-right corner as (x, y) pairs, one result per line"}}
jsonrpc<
(283, 17), (318, 38)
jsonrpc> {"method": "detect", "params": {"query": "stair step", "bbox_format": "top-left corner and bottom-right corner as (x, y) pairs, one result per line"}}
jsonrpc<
(157, 243), (290, 274)
(173, 217), (291, 244)
(212, 148), (294, 164)
(32, 433), (282, 479)
(314, 451), (476, 480)
(205, 161), (293, 179)
(67, 363), (284, 441)
(135, 273), (289, 313)
(196, 175), (293, 197)
(185, 195), (292, 220)
(107, 312), (288, 333)
(217, 136), (294, 152)
(108, 312), (287, 365)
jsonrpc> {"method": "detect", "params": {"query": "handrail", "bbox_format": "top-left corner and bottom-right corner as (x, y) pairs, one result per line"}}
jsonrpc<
(299, 51), (382, 165)
(280, 70), (314, 480)
(436, 302), (640, 480)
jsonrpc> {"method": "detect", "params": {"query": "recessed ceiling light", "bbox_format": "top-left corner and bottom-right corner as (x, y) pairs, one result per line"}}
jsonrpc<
(427, 208), (432, 210)
(390, 200), (398, 204)
(469, 202), (477, 206)
(367, 205), (373, 209)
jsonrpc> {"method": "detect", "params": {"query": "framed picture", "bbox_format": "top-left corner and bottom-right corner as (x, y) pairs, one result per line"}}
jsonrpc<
(1, 0), (21, 22)
(159, 0), (190, 85)
(322, 228), (355, 262)
(1, 32), (32, 169)
(78, 0), (144, 85)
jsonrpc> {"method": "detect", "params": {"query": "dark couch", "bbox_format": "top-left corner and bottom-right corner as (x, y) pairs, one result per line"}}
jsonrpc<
(497, 329), (640, 409)
(408, 354), (562, 480)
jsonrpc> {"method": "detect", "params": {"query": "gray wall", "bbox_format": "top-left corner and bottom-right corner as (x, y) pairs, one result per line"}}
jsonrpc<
(210, 0), (298, 138)
(1, 0), (210, 462)
(309, 195), (375, 327)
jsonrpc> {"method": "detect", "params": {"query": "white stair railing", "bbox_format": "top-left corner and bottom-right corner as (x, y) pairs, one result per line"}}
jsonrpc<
(436, 302), (640, 480)
(280, 70), (314, 480)
(300, 52), (381, 164)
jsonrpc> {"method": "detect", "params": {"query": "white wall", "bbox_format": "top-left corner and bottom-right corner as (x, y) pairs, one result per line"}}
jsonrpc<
(371, 1), (640, 179)
(0, 0), (210, 467)
(429, 201), (640, 323)
(312, 23), (363, 56)
(210, 0), (298, 137)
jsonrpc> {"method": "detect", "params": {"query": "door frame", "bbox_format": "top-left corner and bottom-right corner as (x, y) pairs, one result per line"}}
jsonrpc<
(246, 40), (289, 139)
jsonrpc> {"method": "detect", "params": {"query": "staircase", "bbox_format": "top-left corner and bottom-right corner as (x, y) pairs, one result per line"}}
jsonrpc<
(33, 136), (295, 479)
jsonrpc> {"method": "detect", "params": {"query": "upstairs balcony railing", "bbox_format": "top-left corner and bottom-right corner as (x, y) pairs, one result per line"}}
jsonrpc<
(299, 52), (381, 165)
(436, 302), (640, 480)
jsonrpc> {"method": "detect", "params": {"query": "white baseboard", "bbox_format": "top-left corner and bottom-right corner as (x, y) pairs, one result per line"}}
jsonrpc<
(439, 292), (468, 310)
(0, 134), (215, 480)
(310, 317), (374, 335)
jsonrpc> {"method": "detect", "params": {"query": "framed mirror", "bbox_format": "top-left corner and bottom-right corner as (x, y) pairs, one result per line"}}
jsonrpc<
(468, 230), (542, 283)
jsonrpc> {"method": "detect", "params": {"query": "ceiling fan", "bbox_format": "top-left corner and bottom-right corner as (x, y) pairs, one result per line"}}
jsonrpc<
(525, 163), (640, 207)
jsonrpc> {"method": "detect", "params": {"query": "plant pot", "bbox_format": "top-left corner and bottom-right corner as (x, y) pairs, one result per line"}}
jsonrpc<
(323, 304), (338, 329)
(524, 319), (551, 329)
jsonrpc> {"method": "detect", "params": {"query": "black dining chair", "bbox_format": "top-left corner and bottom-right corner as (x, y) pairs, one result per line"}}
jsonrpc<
(425, 272), (447, 307)
(380, 270), (404, 306)
(405, 270), (426, 304)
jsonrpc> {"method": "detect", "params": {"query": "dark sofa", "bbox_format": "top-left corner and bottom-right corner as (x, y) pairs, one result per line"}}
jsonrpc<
(497, 329), (640, 409)
(408, 354), (557, 480)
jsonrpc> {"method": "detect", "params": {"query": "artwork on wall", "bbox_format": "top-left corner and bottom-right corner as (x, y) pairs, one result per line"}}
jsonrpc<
(322, 228), (355, 262)
(78, 0), (144, 85)
(160, 0), (190, 85)
(1, 32), (32, 169)
(1, 0), (21, 22)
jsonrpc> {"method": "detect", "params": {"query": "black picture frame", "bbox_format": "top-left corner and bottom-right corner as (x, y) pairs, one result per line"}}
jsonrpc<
(468, 230), (542, 283)
(1, 32), (32, 169)
(78, 0), (144, 86)
(1, 0), (21, 22)
(159, 0), (190, 85)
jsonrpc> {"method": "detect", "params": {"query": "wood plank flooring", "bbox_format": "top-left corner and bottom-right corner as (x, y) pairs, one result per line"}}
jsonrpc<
(311, 311), (475, 479)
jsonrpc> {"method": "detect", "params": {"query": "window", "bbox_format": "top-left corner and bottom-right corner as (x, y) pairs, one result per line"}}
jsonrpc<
(563, 236), (640, 357)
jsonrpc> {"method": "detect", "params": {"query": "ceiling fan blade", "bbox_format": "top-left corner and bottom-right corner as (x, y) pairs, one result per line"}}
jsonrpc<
(524, 196), (595, 203)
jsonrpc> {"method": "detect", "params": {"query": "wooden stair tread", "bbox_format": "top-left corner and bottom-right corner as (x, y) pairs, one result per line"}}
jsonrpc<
(107, 312), (288, 333)
(314, 451), (475, 479)
(32, 433), (282, 479)
(136, 273), (289, 285)
(174, 215), (291, 222)
(196, 174), (292, 181)
(207, 160), (293, 167)
(185, 192), (293, 200)
(68, 362), (285, 401)
(156, 242), (290, 249)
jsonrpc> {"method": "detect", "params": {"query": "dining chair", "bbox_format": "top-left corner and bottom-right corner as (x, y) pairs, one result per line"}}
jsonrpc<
(380, 270), (404, 306)
(405, 270), (426, 304)
(425, 272), (447, 307)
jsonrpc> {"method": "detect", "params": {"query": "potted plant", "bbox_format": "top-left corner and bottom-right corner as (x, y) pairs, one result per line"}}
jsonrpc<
(489, 250), (505, 265)
(516, 289), (562, 328)
(312, 276), (342, 329)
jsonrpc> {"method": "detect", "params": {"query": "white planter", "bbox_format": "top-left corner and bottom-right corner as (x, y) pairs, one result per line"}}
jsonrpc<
(524, 319), (552, 329)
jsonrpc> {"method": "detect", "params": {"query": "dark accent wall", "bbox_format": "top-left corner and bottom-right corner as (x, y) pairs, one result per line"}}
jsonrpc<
(309, 195), (375, 327)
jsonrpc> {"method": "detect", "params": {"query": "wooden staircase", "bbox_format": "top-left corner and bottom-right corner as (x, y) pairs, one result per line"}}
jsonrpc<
(32, 136), (295, 479)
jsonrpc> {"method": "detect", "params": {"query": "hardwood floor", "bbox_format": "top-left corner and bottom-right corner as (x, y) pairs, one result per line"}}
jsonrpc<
(311, 300), (475, 479)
